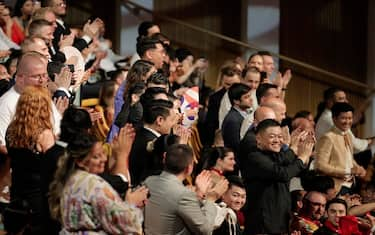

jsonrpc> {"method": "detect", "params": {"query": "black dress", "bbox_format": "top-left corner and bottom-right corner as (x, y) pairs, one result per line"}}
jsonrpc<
(6, 146), (44, 235)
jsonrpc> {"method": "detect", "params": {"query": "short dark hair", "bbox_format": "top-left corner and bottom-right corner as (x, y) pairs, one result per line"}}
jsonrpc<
(165, 144), (193, 174)
(226, 175), (245, 190)
(60, 107), (92, 143)
(175, 48), (193, 63)
(258, 51), (272, 57)
(142, 99), (173, 124)
(147, 72), (168, 86)
(28, 19), (52, 37)
(140, 87), (167, 106)
(293, 110), (312, 120)
(331, 102), (354, 118)
(228, 83), (251, 105)
(220, 66), (241, 79)
(138, 21), (158, 37)
(136, 36), (162, 57)
(326, 198), (347, 213)
(256, 83), (278, 104)
(301, 171), (335, 195)
(255, 119), (280, 134)
(323, 87), (343, 102)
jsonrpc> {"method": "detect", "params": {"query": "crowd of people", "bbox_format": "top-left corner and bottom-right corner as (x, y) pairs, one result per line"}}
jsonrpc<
(0, 0), (374, 234)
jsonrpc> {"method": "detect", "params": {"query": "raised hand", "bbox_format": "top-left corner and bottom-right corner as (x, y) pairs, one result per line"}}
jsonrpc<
(195, 170), (212, 199)
(206, 177), (229, 201)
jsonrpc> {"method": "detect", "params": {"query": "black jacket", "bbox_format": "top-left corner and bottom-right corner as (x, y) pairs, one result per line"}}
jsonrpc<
(204, 88), (226, 146)
(222, 107), (244, 155)
(243, 148), (305, 234)
(129, 127), (158, 186)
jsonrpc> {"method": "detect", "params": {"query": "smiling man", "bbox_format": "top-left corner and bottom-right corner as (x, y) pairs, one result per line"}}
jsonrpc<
(315, 102), (366, 195)
(243, 119), (314, 234)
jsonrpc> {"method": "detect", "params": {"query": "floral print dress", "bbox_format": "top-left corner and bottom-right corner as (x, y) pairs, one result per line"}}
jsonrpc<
(60, 170), (143, 234)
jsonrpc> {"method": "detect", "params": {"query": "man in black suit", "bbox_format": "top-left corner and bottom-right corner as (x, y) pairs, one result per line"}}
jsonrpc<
(45, 0), (103, 53)
(243, 119), (313, 234)
(204, 65), (241, 146)
(129, 98), (177, 186)
(238, 106), (276, 175)
(222, 83), (252, 156)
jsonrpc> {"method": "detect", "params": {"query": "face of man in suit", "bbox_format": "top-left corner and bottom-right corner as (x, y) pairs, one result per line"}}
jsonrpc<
(256, 126), (283, 152)
(333, 111), (353, 132)
(234, 90), (253, 111)
(51, 0), (67, 17)
(157, 108), (178, 135)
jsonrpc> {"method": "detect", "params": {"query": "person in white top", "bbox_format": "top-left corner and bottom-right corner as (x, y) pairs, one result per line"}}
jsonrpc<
(0, 51), (61, 154)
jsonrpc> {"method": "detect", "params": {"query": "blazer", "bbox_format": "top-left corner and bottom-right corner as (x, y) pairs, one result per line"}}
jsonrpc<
(128, 127), (158, 186)
(243, 148), (305, 234)
(315, 127), (360, 192)
(52, 22), (89, 53)
(222, 107), (244, 154)
(238, 126), (256, 174)
(204, 88), (227, 146)
(144, 171), (218, 235)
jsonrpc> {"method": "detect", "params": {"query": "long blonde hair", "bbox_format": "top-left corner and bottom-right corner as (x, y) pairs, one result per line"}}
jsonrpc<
(7, 86), (52, 150)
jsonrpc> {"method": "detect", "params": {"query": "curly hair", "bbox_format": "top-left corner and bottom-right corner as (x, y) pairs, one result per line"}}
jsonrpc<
(7, 86), (52, 150)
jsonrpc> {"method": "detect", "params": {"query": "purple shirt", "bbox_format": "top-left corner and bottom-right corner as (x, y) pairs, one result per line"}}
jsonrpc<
(106, 80), (127, 142)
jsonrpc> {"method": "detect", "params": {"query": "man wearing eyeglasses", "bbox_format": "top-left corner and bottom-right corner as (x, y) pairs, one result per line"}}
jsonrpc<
(0, 52), (62, 155)
(290, 191), (327, 235)
(45, 0), (103, 53)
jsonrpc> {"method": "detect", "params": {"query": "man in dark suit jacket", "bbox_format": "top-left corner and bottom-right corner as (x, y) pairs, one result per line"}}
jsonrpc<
(129, 98), (176, 186)
(222, 83), (252, 155)
(238, 106), (276, 175)
(243, 119), (313, 235)
(204, 65), (241, 146)
(46, 0), (103, 53)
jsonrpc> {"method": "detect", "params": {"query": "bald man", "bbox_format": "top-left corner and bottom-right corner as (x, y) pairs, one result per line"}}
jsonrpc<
(261, 98), (286, 123)
(238, 106), (276, 174)
(0, 52), (62, 153)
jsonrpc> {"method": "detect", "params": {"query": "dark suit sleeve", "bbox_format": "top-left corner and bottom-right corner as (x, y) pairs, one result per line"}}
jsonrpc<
(246, 151), (305, 182)
(204, 96), (219, 146)
(73, 37), (90, 52)
(221, 114), (242, 152)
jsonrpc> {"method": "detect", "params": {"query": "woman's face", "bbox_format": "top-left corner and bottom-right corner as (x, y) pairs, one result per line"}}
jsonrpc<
(79, 142), (107, 174)
(217, 151), (236, 172)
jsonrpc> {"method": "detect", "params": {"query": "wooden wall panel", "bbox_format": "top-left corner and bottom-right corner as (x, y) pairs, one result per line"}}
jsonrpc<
(154, 0), (242, 88)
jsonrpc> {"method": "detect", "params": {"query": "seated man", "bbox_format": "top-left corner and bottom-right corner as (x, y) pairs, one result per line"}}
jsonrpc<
(315, 102), (366, 195)
(213, 175), (246, 235)
(290, 191), (327, 235)
(144, 144), (228, 235)
(243, 119), (314, 234)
